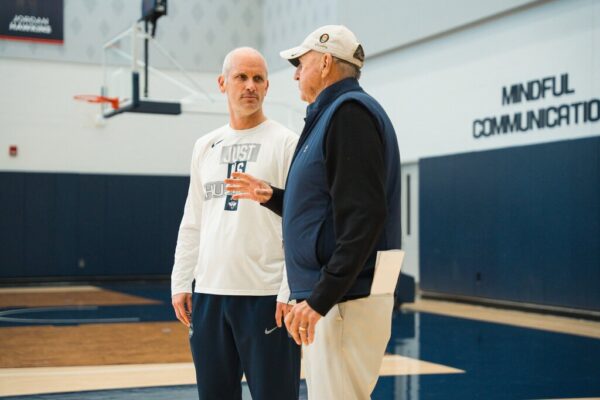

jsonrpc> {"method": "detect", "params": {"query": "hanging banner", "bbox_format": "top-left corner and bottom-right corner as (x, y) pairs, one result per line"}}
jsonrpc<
(0, 0), (64, 44)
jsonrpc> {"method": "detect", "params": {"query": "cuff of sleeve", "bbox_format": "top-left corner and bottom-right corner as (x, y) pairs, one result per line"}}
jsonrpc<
(276, 283), (290, 304)
(276, 293), (289, 303)
(171, 284), (193, 297)
(269, 186), (284, 204)
(260, 186), (284, 214)
(306, 295), (333, 317)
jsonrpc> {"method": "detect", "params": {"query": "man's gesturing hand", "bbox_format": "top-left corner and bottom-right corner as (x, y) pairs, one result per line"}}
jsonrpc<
(224, 172), (273, 203)
(284, 301), (322, 346)
(172, 293), (192, 327)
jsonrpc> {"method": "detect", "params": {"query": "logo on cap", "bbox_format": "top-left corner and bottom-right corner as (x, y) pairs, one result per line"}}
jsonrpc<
(353, 44), (365, 62)
(319, 33), (329, 43)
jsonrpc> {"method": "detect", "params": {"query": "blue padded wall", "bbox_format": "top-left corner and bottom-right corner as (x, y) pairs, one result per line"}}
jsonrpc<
(0, 172), (188, 280)
(0, 173), (25, 277)
(419, 136), (600, 311)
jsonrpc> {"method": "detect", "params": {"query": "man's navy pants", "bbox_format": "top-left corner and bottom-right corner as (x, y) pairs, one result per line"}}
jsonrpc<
(189, 293), (300, 400)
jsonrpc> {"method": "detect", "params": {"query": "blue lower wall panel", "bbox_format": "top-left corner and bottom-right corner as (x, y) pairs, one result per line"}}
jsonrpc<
(0, 172), (188, 280)
(0, 173), (25, 277)
(419, 136), (600, 312)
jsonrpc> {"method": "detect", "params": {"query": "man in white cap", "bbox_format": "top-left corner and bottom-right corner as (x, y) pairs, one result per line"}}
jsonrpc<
(226, 26), (402, 399)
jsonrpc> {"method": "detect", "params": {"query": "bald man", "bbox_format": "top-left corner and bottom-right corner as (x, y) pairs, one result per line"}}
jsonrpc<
(171, 47), (300, 400)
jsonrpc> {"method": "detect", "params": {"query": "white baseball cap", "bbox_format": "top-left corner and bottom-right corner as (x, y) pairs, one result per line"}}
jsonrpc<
(280, 25), (364, 68)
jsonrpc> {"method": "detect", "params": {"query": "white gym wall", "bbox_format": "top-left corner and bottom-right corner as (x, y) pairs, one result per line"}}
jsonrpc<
(1, 0), (598, 284)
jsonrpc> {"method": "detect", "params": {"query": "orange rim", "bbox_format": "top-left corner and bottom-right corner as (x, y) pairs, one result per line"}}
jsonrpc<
(74, 95), (119, 110)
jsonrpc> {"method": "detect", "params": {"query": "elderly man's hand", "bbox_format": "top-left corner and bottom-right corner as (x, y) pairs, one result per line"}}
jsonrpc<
(284, 301), (322, 346)
(224, 172), (273, 203)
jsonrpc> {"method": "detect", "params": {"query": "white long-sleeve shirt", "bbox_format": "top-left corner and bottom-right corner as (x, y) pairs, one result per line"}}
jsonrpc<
(171, 119), (298, 302)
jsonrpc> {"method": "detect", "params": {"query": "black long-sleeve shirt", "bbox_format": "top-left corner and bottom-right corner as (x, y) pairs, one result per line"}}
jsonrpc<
(263, 101), (387, 315)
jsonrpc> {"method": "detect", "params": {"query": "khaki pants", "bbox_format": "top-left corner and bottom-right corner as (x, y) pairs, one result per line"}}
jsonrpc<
(303, 294), (394, 400)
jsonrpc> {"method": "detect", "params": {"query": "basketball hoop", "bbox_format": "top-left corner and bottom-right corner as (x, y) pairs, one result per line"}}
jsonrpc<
(74, 94), (120, 110)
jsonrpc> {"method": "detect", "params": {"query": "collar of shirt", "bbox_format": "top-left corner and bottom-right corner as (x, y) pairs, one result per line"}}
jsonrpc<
(304, 77), (363, 124)
(287, 78), (364, 177)
(296, 78), (362, 153)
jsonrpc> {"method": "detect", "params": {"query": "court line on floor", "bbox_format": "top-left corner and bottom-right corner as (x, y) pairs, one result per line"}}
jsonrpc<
(0, 355), (463, 396)
(403, 300), (600, 339)
(0, 286), (101, 294)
